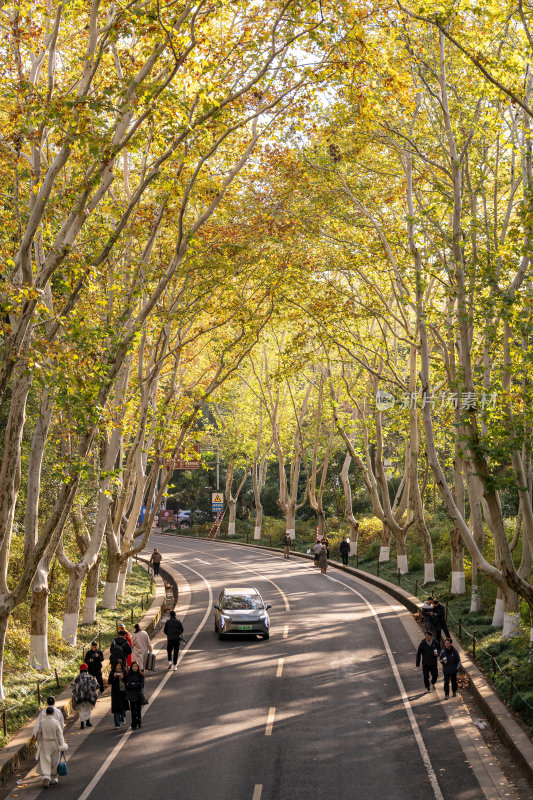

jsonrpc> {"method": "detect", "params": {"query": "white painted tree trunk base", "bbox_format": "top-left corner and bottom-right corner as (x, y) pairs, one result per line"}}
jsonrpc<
(117, 570), (127, 598)
(423, 563), (435, 584)
(451, 571), (466, 595)
(82, 596), (98, 625)
(502, 612), (521, 639)
(530, 627), (533, 644)
(350, 541), (357, 554)
(287, 528), (296, 540)
(379, 546), (390, 562)
(254, 527), (261, 540)
(102, 581), (118, 609)
(470, 586), (482, 613)
(62, 613), (79, 646)
(29, 635), (50, 670)
(126, 557), (133, 574)
(228, 521), (236, 536)
(397, 554), (408, 574)
(492, 598), (504, 627)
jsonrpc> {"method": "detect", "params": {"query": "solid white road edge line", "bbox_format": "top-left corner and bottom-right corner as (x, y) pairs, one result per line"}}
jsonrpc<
(76, 562), (213, 800)
(327, 574), (445, 800)
(276, 658), (284, 678)
(283, 624), (289, 639)
(265, 707), (276, 736)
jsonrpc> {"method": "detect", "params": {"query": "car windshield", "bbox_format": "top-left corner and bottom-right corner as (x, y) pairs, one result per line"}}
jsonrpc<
(222, 594), (263, 610)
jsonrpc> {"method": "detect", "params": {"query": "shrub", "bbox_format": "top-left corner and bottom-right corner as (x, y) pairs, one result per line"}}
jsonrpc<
(434, 551), (451, 580)
(408, 545), (424, 571)
(361, 539), (381, 562)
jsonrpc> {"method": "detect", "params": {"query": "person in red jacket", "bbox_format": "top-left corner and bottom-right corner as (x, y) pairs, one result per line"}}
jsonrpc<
(117, 624), (133, 667)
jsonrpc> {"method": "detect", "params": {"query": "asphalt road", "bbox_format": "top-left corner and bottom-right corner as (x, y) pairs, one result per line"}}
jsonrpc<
(11, 535), (526, 800)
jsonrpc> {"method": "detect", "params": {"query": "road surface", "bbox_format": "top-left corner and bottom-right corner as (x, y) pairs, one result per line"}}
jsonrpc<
(9, 535), (530, 800)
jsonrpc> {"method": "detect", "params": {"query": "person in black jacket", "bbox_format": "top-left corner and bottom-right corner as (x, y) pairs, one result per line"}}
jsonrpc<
(108, 662), (128, 728)
(109, 631), (132, 667)
(84, 641), (105, 692)
(429, 599), (450, 643)
(439, 638), (461, 699)
(164, 610), (184, 671)
(416, 630), (440, 692)
(125, 662), (145, 729)
(339, 537), (351, 566)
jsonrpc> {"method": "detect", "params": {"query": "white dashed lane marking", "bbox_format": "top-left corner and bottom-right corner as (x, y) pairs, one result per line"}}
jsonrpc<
(265, 707), (276, 736)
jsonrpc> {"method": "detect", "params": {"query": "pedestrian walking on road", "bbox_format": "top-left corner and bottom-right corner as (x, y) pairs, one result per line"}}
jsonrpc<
(440, 638), (461, 699)
(108, 661), (128, 728)
(36, 706), (68, 788)
(318, 544), (328, 574)
(313, 540), (322, 567)
(132, 623), (153, 670)
(84, 641), (105, 693)
(282, 532), (291, 559)
(72, 663), (99, 729)
(33, 697), (64, 737)
(320, 536), (330, 558)
(125, 662), (146, 730)
(339, 537), (350, 566)
(149, 548), (162, 576)
(421, 597), (434, 633)
(110, 629), (132, 667)
(164, 609), (184, 671)
(429, 598), (449, 644)
(117, 624), (133, 666)
(416, 631), (440, 693)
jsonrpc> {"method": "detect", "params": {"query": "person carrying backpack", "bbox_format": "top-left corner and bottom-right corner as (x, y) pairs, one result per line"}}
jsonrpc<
(109, 631), (132, 667)
(164, 610), (184, 671)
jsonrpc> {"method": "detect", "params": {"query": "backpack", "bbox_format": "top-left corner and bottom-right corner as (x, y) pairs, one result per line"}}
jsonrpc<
(110, 639), (126, 664)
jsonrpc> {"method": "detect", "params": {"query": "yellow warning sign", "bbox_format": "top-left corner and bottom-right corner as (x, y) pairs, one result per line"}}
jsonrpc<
(213, 494), (222, 503)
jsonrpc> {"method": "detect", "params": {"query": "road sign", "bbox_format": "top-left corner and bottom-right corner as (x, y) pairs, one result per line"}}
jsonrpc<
(212, 492), (223, 514)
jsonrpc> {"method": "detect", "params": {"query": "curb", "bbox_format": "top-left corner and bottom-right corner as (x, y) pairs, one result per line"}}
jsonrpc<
(0, 563), (166, 785)
(162, 531), (533, 781)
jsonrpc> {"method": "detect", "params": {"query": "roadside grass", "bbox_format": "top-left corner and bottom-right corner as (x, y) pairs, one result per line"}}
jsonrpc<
(0, 564), (154, 747)
(163, 518), (533, 733)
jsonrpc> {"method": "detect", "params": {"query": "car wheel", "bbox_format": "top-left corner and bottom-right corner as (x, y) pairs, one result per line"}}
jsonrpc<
(218, 632), (225, 640)
(262, 633), (270, 640)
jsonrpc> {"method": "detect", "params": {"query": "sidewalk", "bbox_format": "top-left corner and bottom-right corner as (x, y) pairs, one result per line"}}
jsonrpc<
(0, 561), (168, 785)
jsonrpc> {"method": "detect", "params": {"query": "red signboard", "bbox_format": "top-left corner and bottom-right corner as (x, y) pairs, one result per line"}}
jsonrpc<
(164, 444), (201, 470)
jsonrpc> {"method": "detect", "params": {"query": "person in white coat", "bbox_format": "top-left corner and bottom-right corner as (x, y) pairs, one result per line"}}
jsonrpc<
(33, 697), (64, 737)
(131, 623), (153, 670)
(36, 707), (68, 787)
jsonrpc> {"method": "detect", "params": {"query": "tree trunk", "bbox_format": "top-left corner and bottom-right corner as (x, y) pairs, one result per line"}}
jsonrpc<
(117, 560), (128, 597)
(227, 499), (237, 536)
(467, 474), (484, 612)
(286, 506), (296, 540)
(340, 451), (359, 552)
(29, 551), (56, 670)
(380, 523), (391, 562)
(450, 523), (466, 594)
(254, 504), (263, 540)
(82, 558), (100, 624)
(62, 570), (84, 645)
(102, 554), (121, 609)
(502, 589), (521, 639)
(395, 530), (408, 574)
(29, 578), (50, 670)
(492, 588), (504, 627)
(0, 614), (8, 700)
